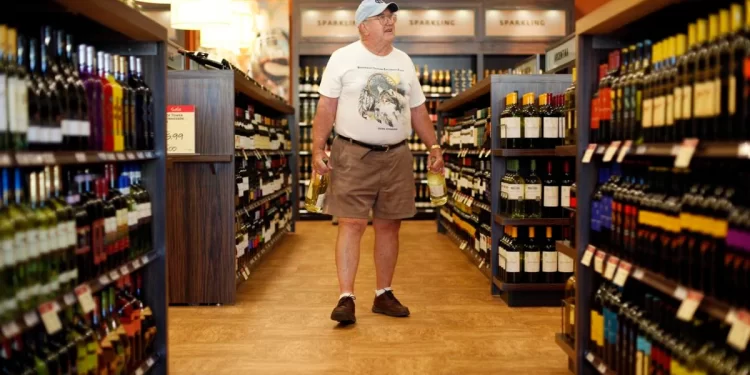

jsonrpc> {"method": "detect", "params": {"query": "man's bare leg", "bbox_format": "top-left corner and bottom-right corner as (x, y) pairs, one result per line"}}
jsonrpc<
(335, 218), (368, 294)
(373, 218), (400, 290)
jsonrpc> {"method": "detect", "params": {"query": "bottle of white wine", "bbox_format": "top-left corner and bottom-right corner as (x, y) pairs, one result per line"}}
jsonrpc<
(304, 159), (329, 213)
(426, 156), (447, 206)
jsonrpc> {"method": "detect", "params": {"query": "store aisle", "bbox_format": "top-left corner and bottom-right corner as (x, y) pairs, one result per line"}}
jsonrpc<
(168, 221), (568, 374)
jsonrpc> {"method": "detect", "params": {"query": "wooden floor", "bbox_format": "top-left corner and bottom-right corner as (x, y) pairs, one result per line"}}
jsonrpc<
(168, 221), (568, 374)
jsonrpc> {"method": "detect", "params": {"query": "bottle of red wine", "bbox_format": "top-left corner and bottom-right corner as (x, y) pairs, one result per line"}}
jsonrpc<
(542, 161), (560, 218)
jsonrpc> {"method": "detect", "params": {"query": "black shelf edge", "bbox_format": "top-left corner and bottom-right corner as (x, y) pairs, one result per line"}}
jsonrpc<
(439, 219), (491, 281)
(233, 70), (294, 114)
(575, 0), (680, 36)
(0, 150), (158, 167)
(587, 141), (750, 160)
(492, 148), (558, 157)
(584, 351), (617, 375)
(236, 187), (291, 214)
(236, 227), (289, 287)
(493, 277), (567, 292)
(0, 249), (160, 341)
(494, 214), (573, 226)
(555, 333), (577, 365)
(555, 241), (577, 260)
(555, 145), (577, 156)
(133, 354), (160, 375)
(54, 0), (168, 42)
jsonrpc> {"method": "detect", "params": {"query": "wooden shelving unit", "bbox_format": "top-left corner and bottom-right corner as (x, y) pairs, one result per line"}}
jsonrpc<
(492, 277), (566, 307)
(555, 333), (576, 373)
(1, 1), (170, 372)
(575, 0), (681, 35)
(555, 241), (577, 260)
(166, 70), (296, 305)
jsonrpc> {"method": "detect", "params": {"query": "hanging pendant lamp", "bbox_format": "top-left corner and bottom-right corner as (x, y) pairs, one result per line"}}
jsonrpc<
(200, 1), (255, 49)
(171, 0), (232, 30)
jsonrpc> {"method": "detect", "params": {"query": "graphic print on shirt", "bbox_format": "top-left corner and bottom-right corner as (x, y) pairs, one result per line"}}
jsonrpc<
(357, 72), (408, 129)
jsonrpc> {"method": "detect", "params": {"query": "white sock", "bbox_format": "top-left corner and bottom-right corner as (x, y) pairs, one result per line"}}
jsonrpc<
(375, 287), (392, 297)
(339, 292), (355, 300)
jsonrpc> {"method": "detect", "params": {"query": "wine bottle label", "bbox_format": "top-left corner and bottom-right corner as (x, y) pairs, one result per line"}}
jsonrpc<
(694, 81), (711, 118)
(479, 233), (487, 252)
(129, 210), (139, 227)
(524, 251), (540, 272)
(673, 87), (683, 121)
(525, 184), (541, 200)
(1, 239), (13, 268)
(561, 186), (571, 207)
(543, 118), (559, 138)
(543, 186), (559, 207)
(681, 85), (692, 119)
(729, 76), (737, 114)
(507, 184), (523, 200)
(28, 125), (40, 143)
(542, 251), (558, 272)
(558, 253), (574, 272)
(524, 117), (541, 138)
(316, 193), (326, 209)
(0, 75), (7, 132)
(67, 221), (76, 248)
(653, 96), (666, 127)
(57, 223), (67, 252)
(7, 78), (18, 133)
(429, 184), (446, 198)
(505, 118), (521, 138)
(665, 94), (674, 126)
(641, 98), (653, 128)
(505, 252), (520, 272)
(26, 229), (39, 258)
(50, 127), (63, 143)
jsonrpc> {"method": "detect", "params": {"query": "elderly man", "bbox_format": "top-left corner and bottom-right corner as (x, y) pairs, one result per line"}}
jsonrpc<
(313, 0), (444, 324)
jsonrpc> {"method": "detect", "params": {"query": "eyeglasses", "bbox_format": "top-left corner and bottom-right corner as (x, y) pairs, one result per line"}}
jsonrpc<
(368, 13), (397, 25)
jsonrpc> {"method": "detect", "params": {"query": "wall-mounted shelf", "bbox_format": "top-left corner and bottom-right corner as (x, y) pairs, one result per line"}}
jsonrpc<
(437, 77), (491, 113)
(575, 0), (680, 35)
(492, 277), (567, 307)
(233, 70), (295, 115)
(54, 0), (168, 41)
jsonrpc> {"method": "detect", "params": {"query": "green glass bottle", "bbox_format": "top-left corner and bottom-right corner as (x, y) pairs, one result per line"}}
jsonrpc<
(0, 169), (16, 320)
(508, 160), (526, 218)
(38, 170), (60, 300)
(524, 159), (542, 218)
(51, 165), (77, 290)
(121, 167), (139, 261)
(10, 169), (34, 310)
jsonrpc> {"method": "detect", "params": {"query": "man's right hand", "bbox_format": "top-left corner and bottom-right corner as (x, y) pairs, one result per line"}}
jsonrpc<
(312, 150), (332, 175)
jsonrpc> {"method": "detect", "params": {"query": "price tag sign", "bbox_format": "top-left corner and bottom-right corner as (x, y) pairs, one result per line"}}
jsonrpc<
(75, 153), (87, 162)
(41, 153), (56, 164)
(141, 255), (149, 265)
(106, 153), (116, 161)
(0, 153), (12, 166)
(98, 274), (110, 285)
(581, 245), (596, 267)
(596, 145), (606, 154)
(586, 352), (594, 363)
(459, 242), (467, 250)
(727, 310), (750, 351)
(613, 262), (632, 287)
(147, 357), (155, 367)
(597, 363), (607, 374)
(136, 152), (145, 159)
(616, 140), (632, 163)
(603, 141), (621, 162)
(133, 259), (142, 268)
(582, 144), (597, 163)
(120, 265), (130, 276)
(109, 270), (120, 281)
(737, 142), (750, 158)
(116, 153), (125, 161)
(677, 291), (704, 322)
(673, 286), (688, 301)
(594, 251), (606, 274)
(135, 369), (145, 375)
(23, 311), (40, 327)
(39, 302), (62, 334)
(126, 152), (135, 160)
(635, 145), (647, 155)
(1, 322), (21, 338)
(604, 256), (620, 280)
(167, 105), (197, 154)
(75, 285), (96, 314)
(674, 138), (699, 168)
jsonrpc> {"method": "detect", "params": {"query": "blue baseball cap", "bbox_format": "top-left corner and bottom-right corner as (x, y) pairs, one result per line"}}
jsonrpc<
(355, 0), (399, 27)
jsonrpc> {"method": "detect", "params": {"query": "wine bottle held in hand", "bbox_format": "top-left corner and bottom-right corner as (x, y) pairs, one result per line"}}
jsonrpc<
(427, 156), (447, 206)
(305, 157), (330, 213)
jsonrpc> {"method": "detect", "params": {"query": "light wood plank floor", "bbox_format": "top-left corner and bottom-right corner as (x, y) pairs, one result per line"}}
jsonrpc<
(168, 221), (569, 374)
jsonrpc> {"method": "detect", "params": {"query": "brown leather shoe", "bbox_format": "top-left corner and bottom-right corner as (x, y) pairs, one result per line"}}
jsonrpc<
(330, 296), (356, 324)
(372, 290), (410, 317)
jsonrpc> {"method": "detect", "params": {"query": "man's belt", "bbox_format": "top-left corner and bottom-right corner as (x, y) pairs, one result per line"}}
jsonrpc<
(337, 135), (406, 152)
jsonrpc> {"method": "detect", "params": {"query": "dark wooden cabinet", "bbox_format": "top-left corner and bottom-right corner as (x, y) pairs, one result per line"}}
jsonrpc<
(166, 70), (296, 305)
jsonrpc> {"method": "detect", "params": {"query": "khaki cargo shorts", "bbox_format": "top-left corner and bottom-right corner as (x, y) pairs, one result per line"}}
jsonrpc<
(324, 136), (417, 220)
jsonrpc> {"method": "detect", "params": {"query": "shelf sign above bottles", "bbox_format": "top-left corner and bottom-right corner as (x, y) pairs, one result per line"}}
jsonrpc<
(395, 10), (476, 37)
(485, 9), (566, 38)
(300, 9), (476, 38)
(166, 105), (196, 154)
(545, 35), (576, 72)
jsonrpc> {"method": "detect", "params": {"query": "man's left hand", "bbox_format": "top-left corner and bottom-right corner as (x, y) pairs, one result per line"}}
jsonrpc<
(428, 148), (444, 173)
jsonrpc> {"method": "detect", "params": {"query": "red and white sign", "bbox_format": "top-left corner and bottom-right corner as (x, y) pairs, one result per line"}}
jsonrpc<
(167, 105), (196, 154)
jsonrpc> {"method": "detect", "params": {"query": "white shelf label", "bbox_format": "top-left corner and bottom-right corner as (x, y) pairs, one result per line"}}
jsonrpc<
(75, 284), (96, 314)
(594, 251), (606, 274)
(613, 262), (631, 287)
(676, 291), (703, 322)
(581, 245), (595, 267)
(167, 105), (196, 154)
(727, 310), (750, 351)
(603, 256), (619, 280)
(1, 322), (21, 338)
(23, 311), (40, 327)
(603, 141), (621, 162)
(582, 144), (596, 163)
(674, 138), (699, 168)
(39, 302), (62, 335)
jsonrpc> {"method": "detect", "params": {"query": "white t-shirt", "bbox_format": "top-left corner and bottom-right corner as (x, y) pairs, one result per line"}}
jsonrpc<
(318, 41), (426, 145)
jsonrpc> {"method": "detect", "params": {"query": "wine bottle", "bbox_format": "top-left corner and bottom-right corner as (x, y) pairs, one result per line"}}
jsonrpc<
(525, 159), (542, 218)
(505, 226), (522, 283)
(560, 160), (573, 212)
(9, 30), (29, 150)
(298, 67), (304, 94)
(427, 156), (447, 206)
(312, 66), (320, 93)
(135, 57), (153, 150)
(503, 92), (522, 149)
(0, 26), (7, 150)
(305, 164), (329, 213)
(564, 68), (577, 145)
(542, 226), (558, 283)
(524, 226), (540, 283)
(507, 160), (525, 218)
(97, 51), (114, 151)
(118, 56), (135, 150)
(694, 18), (711, 139)
(522, 92), (540, 148)
(728, 4), (746, 140)
(28, 37), (50, 150)
(105, 53), (123, 151)
(422, 64), (430, 93)
(63, 33), (90, 150)
(542, 161), (559, 218)
(43, 27), (66, 149)
(303, 66), (311, 93)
